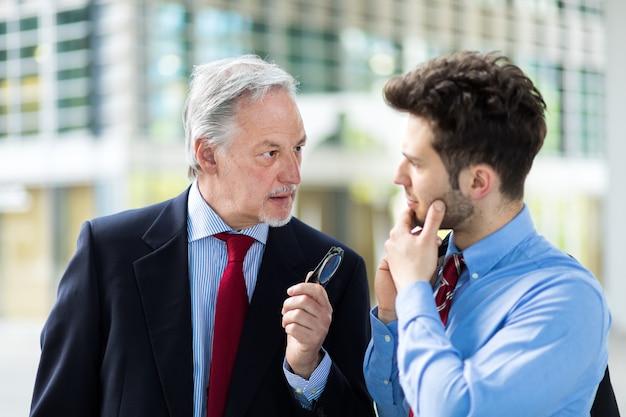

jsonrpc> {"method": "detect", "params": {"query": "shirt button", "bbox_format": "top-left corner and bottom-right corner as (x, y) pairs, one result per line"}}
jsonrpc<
(472, 272), (479, 279)
(383, 379), (389, 385)
(296, 388), (303, 394)
(310, 389), (318, 395)
(384, 335), (391, 342)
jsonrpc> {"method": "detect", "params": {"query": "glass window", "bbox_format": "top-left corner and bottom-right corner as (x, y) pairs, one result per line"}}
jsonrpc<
(57, 7), (90, 25)
(57, 96), (89, 108)
(194, 8), (253, 63)
(57, 107), (88, 134)
(20, 112), (39, 136)
(0, 78), (8, 137)
(287, 26), (340, 92)
(19, 16), (38, 32)
(580, 69), (604, 155)
(20, 75), (39, 107)
(20, 45), (37, 59)
(527, 62), (563, 155)
(57, 38), (90, 53)
(339, 27), (401, 92)
(57, 67), (89, 81)
(144, 2), (192, 142)
(527, 61), (604, 158)
(20, 101), (39, 112)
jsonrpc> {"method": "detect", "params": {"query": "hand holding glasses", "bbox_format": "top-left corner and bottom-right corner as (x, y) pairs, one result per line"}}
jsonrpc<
(306, 246), (344, 287)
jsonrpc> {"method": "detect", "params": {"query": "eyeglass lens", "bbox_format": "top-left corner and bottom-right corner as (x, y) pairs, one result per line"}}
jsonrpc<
(308, 246), (344, 287)
(318, 252), (342, 285)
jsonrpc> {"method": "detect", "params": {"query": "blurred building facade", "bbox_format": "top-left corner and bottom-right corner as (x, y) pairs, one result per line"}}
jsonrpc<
(0, 0), (622, 327)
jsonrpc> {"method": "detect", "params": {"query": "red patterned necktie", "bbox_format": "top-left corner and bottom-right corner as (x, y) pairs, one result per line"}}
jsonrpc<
(409, 253), (465, 417)
(206, 232), (255, 417)
(435, 253), (465, 326)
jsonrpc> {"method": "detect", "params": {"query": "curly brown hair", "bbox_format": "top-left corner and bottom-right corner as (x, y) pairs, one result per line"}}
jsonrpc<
(384, 50), (547, 200)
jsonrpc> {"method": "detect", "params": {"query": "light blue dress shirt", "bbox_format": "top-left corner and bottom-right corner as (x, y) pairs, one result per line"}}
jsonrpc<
(364, 205), (611, 417)
(187, 182), (330, 417)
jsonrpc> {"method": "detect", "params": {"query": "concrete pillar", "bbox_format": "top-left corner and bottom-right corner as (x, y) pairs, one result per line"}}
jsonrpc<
(604, 0), (626, 332)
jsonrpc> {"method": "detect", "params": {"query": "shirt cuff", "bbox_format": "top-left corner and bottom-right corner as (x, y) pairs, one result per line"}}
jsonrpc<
(283, 349), (331, 409)
(368, 306), (398, 383)
(364, 307), (405, 406)
(370, 306), (399, 351)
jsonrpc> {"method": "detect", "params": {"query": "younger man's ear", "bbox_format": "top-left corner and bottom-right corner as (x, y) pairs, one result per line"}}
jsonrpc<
(463, 164), (495, 200)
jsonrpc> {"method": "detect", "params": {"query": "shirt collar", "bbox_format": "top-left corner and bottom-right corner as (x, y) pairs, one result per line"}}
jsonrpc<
(187, 180), (269, 244)
(446, 204), (536, 281)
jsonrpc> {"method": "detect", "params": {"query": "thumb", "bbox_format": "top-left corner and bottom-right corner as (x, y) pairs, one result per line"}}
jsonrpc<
(421, 200), (445, 240)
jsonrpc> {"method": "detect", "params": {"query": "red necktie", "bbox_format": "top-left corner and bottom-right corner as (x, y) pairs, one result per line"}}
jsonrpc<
(435, 253), (465, 326)
(409, 253), (465, 417)
(206, 232), (255, 417)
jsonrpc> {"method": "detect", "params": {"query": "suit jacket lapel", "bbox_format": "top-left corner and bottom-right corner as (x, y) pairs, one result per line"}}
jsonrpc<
(226, 221), (306, 417)
(134, 189), (194, 416)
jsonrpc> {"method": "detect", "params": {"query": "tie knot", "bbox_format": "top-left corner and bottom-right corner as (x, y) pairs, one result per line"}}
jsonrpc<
(215, 232), (255, 263)
(441, 253), (465, 286)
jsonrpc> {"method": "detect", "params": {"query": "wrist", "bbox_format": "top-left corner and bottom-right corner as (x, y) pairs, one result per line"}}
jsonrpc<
(377, 307), (397, 324)
(289, 350), (323, 380)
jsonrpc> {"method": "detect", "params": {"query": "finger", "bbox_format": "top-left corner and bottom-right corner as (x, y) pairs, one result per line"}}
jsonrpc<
(282, 310), (315, 332)
(396, 208), (415, 230)
(287, 283), (329, 306)
(284, 322), (325, 349)
(420, 200), (446, 240)
(281, 295), (298, 315)
(282, 305), (331, 338)
(376, 257), (394, 282)
(282, 292), (313, 316)
(282, 290), (332, 322)
(287, 282), (310, 297)
(376, 257), (390, 271)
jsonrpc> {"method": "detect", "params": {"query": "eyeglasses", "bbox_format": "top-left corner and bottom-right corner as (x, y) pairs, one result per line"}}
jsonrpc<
(306, 246), (344, 287)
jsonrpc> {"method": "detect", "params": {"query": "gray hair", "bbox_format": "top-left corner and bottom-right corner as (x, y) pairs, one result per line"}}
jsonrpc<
(183, 55), (298, 179)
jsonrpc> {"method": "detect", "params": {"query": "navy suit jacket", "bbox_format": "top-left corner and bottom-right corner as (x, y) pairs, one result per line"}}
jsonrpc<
(31, 188), (376, 417)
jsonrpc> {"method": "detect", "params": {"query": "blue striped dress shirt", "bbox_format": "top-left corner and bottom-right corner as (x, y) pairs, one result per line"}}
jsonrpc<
(187, 182), (330, 417)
